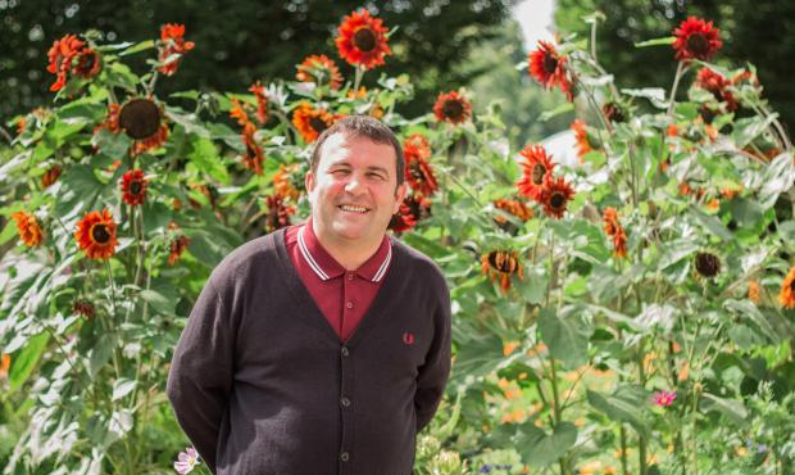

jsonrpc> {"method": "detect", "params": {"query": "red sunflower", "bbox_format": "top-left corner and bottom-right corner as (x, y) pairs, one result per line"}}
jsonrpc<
(602, 207), (627, 258)
(112, 98), (169, 156)
(673, 17), (722, 62)
(120, 169), (148, 206)
(72, 48), (102, 79)
(516, 145), (556, 201)
(335, 9), (391, 70)
(389, 201), (418, 234)
(403, 134), (438, 196)
(528, 41), (574, 101)
(169, 235), (190, 266)
(571, 119), (599, 161)
(538, 176), (575, 220)
(11, 211), (44, 247)
(481, 250), (524, 293)
(158, 23), (195, 76)
(494, 198), (533, 223)
(695, 68), (737, 112)
(248, 81), (269, 125)
(265, 194), (295, 232)
(296, 54), (344, 90)
(42, 165), (62, 188)
(433, 91), (472, 125)
(292, 102), (338, 143)
(75, 208), (118, 260)
(46, 34), (86, 92)
(241, 123), (266, 175)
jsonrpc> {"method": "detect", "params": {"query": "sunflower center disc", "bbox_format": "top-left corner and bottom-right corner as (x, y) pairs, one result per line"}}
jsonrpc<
(353, 28), (377, 52)
(550, 193), (565, 209)
(443, 100), (464, 121)
(119, 98), (162, 140)
(78, 51), (97, 74)
(92, 224), (111, 244)
(130, 181), (142, 195)
(531, 164), (546, 185)
(310, 116), (328, 134)
(686, 33), (709, 56)
(543, 53), (559, 74)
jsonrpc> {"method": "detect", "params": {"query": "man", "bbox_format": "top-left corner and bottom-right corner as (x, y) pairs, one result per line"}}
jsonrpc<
(167, 115), (452, 475)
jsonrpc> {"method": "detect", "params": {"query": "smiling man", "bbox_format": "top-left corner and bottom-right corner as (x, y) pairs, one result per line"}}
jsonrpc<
(167, 115), (452, 475)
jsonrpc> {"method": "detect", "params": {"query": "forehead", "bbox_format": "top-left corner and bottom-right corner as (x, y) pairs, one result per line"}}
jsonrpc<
(318, 132), (396, 170)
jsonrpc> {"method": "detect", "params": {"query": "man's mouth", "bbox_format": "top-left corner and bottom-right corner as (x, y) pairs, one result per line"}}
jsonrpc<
(338, 204), (370, 214)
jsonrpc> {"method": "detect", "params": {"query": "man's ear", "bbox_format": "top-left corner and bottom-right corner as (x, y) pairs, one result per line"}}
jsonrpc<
(393, 183), (408, 214)
(305, 169), (315, 194)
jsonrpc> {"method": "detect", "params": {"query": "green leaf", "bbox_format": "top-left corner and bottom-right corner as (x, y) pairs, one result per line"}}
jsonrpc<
(0, 219), (17, 247)
(166, 108), (212, 138)
(450, 332), (504, 384)
(515, 265), (547, 304)
(634, 36), (675, 48)
(538, 102), (575, 122)
(700, 393), (749, 427)
(8, 332), (50, 393)
(779, 221), (795, 246)
(88, 333), (116, 378)
(724, 299), (779, 344)
(733, 115), (780, 149)
(111, 378), (137, 401)
(538, 307), (589, 369)
(587, 385), (651, 438)
(759, 152), (795, 209)
(189, 137), (229, 184)
(658, 239), (699, 270)
(621, 88), (666, 108)
(515, 422), (577, 468)
(690, 209), (734, 242)
(92, 128), (132, 158)
(119, 39), (155, 56)
(139, 289), (176, 316)
(105, 62), (138, 91)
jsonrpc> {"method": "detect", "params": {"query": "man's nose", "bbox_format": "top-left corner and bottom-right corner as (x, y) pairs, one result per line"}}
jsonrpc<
(344, 173), (366, 194)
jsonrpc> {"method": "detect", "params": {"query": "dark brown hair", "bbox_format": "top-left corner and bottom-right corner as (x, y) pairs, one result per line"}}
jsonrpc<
(309, 115), (405, 189)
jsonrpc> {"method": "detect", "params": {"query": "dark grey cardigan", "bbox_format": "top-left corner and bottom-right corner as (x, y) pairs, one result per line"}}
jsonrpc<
(167, 227), (451, 475)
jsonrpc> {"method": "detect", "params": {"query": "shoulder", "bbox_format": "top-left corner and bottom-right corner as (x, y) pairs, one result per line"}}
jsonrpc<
(391, 237), (449, 297)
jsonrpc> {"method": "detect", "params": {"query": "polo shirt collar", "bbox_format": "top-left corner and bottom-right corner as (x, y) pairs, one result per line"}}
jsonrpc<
(297, 218), (392, 283)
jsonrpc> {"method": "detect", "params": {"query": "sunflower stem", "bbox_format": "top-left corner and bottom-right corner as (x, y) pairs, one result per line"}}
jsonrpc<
(666, 62), (687, 117)
(353, 65), (365, 93)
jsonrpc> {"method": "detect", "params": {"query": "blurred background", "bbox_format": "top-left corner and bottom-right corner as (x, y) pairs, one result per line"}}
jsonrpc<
(1, 0), (793, 147)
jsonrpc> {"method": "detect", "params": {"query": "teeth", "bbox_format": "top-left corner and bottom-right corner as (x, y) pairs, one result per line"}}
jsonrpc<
(340, 205), (368, 213)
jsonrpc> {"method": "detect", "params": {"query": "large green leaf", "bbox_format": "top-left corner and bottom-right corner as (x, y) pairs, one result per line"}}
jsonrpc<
(700, 393), (749, 427)
(189, 137), (229, 184)
(515, 421), (577, 468)
(537, 307), (589, 369)
(8, 332), (50, 393)
(587, 385), (651, 438)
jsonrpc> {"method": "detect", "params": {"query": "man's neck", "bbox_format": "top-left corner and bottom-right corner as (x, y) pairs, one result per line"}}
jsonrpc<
(311, 221), (383, 271)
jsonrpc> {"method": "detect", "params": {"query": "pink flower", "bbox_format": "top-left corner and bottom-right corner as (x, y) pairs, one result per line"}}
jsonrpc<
(174, 446), (201, 474)
(652, 390), (677, 408)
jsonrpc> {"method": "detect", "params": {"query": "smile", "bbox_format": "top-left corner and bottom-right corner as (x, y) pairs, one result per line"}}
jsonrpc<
(339, 204), (370, 213)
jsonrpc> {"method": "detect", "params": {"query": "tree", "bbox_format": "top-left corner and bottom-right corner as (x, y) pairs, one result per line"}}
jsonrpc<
(555, 0), (795, 131)
(0, 0), (518, 125)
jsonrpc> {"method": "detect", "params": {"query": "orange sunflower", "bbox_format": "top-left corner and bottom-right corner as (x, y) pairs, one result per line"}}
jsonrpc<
(169, 235), (190, 266)
(571, 119), (600, 160)
(72, 48), (102, 79)
(292, 102), (338, 143)
(296, 54), (343, 90)
(516, 145), (556, 201)
(42, 165), (62, 188)
(116, 98), (169, 156)
(673, 17), (722, 62)
(120, 169), (148, 206)
(695, 68), (737, 112)
(74, 208), (118, 260)
(47, 34), (86, 92)
(265, 194), (295, 232)
(779, 267), (795, 309)
(249, 81), (269, 125)
(389, 201), (418, 234)
(433, 91), (472, 125)
(602, 207), (627, 258)
(158, 23), (195, 76)
(335, 9), (391, 70)
(481, 250), (524, 293)
(538, 176), (575, 220)
(242, 123), (266, 175)
(403, 134), (438, 196)
(493, 198), (533, 234)
(11, 211), (43, 247)
(528, 41), (574, 101)
(273, 164), (302, 201)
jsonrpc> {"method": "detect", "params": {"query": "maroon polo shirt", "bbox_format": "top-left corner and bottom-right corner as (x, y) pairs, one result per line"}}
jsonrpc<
(283, 218), (392, 342)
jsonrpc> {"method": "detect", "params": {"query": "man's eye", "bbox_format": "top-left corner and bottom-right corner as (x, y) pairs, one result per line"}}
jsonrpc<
(368, 172), (385, 180)
(332, 169), (350, 175)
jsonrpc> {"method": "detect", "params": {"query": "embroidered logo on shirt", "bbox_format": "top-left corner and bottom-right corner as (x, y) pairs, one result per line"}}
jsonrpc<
(403, 332), (415, 345)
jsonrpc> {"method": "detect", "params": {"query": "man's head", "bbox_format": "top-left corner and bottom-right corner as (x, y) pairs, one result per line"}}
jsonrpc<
(305, 115), (407, 248)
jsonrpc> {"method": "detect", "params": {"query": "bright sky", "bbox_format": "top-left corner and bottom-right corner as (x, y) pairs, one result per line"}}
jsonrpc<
(512, 0), (556, 51)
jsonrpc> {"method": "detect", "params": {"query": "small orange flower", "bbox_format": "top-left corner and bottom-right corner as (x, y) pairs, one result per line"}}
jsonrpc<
(667, 124), (679, 137)
(603, 207), (627, 258)
(720, 187), (741, 199)
(481, 250), (524, 293)
(403, 134), (438, 196)
(46, 34), (86, 92)
(11, 211), (43, 247)
(528, 41), (574, 101)
(433, 91), (472, 125)
(706, 198), (720, 211)
(571, 119), (597, 160)
(673, 17), (722, 62)
(296, 54), (343, 90)
(42, 165), (62, 188)
(74, 208), (118, 260)
(0, 354), (10, 379)
(292, 102), (338, 143)
(158, 24), (195, 76)
(779, 267), (795, 309)
(14, 116), (27, 135)
(120, 169), (148, 206)
(248, 81), (269, 125)
(494, 198), (533, 224)
(748, 280), (761, 305)
(538, 176), (575, 220)
(516, 145), (556, 201)
(273, 164), (301, 201)
(335, 9), (391, 70)
(169, 235), (190, 266)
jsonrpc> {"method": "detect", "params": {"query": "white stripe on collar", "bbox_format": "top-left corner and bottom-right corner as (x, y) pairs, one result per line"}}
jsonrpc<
(372, 243), (392, 282)
(297, 225), (392, 283)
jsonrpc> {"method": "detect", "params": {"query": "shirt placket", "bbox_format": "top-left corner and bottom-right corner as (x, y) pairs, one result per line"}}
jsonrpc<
(338, 332), (355, 474)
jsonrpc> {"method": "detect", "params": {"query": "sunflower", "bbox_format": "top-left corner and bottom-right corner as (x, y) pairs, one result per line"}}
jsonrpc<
(241, 123), (265, 175)
(695, 68), (737, 112)
(335, 9), (391, 70)
(404, 194), (432, 222)
(779, 267), (795, 309)
(538, 176), (575, 220)
(292, 102), (338, 143)
(120, 169), (148, 206)
(571, 119), (599, 160)
(297, 54), (343, 90)
(117, 98), (169, 156)
(528, 41), (574, 101)
(694, 251), (721, 278)
(95, 103), (122, 135)
(265, 194), (295, 232)
(158, 23), (195, 76)
(249, 81), (269, 125)
(493, 198), (533, 234)
(403, 134), (438, 196)
(603, 102), (627, 123)
(389, 201), (418, 234)
(433, 91), (472, 125)
(72, 48), (102, 79)
(673, 17), (722, 62)
(47, 34), (88, 92)
(602, 208), (627, 258)
(42, 165), (62, 188)
(169, 235), (190, 266)
(73, 299), (95, 319)
(75, 208), (118, 260)
(516, 145), (556, 201)
(273, 164), (302, 201)
(11, 211), (43, 247)
(481, 250), (524, 293)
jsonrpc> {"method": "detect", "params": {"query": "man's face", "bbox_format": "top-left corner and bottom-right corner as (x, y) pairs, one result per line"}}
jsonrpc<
(306, 132), (406, 245)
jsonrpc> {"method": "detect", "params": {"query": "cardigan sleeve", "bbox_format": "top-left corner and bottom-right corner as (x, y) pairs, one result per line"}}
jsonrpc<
(414, 277), (452, 433)
(167, 277), (235, 474)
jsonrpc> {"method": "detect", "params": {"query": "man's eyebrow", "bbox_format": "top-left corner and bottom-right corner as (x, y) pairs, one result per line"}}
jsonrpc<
(366, 165), (390, 175)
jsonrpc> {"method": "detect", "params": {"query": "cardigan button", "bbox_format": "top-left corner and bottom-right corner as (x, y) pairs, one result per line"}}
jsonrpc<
(341, 347), (349, 357)
(341, 396), (351, 407)
(340, 452), (350, 462)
